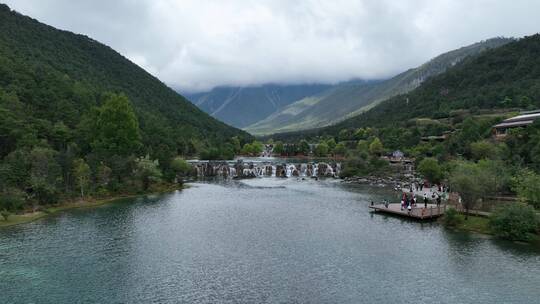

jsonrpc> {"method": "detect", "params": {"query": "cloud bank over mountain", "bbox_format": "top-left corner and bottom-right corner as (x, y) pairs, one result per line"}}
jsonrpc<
(6, 0), (540, 92)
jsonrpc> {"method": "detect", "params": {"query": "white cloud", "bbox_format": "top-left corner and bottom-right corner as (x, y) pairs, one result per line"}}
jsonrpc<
(5, 0), (540, 92)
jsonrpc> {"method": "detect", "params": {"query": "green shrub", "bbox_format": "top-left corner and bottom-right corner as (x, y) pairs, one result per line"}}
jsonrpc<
(443, 208), (463, 227)
(489, 203), (539, 241)
(511, 170), (540, 209)
(199, 147), (234, 160)
(0, 189), (25, 220)
(341, 157), (368, 177)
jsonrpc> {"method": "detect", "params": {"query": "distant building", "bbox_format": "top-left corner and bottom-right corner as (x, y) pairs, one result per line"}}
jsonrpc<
(392, 150), (404, 159)
(493, 110), (540, 138)
(420, 131), (453, 142)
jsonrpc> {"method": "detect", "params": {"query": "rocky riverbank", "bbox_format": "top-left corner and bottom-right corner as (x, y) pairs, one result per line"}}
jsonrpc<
(341, 174), (417, 188)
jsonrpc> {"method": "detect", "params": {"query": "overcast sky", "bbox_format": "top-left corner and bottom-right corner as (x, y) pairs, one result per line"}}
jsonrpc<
(5, 0), (540, 93)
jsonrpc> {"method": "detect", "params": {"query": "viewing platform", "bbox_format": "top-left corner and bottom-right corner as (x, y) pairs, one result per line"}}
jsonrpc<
(369, 203), (446, 220)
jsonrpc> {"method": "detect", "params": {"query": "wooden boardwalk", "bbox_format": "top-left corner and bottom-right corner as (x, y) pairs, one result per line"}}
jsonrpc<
(369, 203), (446, 220)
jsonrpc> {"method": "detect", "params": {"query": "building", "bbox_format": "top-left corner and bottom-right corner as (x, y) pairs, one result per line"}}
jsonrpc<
(493, 110), (540, 138)
(391, 150), (404, 159)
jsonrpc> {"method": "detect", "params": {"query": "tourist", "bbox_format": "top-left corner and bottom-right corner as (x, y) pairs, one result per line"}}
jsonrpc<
(436, 195), (441, 207)
(424, 194), (428, 208)
(401, 198), (404, 211)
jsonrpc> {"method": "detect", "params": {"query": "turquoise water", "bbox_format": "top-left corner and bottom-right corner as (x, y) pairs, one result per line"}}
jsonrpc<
(1, 178), (539, 303)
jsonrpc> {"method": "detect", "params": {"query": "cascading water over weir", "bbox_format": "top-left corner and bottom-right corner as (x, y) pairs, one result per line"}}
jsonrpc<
(189, 160), (341, 179)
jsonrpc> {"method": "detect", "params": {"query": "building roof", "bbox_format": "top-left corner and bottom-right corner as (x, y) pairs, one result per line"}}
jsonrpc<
(493, 110), (540, 129)
(503, 112), (540, 123)
(494, 120), (535, 129)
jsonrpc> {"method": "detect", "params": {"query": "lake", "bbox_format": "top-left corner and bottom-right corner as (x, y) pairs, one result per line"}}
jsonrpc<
(1, 178), (539, 303)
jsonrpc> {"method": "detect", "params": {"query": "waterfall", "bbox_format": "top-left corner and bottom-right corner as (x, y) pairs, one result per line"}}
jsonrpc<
(189, 160), (341, 180)
(300, 164), (307, 177)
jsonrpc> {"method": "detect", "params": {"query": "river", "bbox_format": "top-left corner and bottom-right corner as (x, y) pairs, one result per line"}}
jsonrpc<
(1, 177), (539, 303)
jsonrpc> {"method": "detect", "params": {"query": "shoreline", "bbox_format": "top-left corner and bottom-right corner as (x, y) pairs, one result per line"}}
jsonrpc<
(445, 215), (540, 245)
(0, 184), (184, 228)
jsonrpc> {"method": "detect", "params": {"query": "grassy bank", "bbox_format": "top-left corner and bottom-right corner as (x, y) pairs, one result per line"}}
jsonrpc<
(448, 215), (540, 244)
(0, 184), (184, 228)
(453, 215), (491, 235)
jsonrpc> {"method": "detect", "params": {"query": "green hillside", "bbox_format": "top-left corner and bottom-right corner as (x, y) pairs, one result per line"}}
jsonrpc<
(246, 38), (512, 135)
(186, 84), (332, 128)
(0, 4), (249, 210)
(324, 34), (540, 134)
(0, 4), (248, 155)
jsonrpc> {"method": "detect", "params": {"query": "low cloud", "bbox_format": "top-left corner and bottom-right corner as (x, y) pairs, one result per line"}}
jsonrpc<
(6, 0), (540, 92)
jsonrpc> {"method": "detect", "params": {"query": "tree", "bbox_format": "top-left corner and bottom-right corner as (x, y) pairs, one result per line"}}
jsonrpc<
(73, 158), (91, 199)
(369, 137), (384, 156)
(357, 140), (370, 154)
(200, 147), (234, 160)
(0, 189), (24, 220)
(29, 147), (61, 204)
(299, 140), (310, 155)
(230, 136), (242, 153)
(315, 143), (329, 157)
(476, 159), (511, 195)
(333, 143), (347, 156)
(273, 141), (284, 155)
(241, 143), (253, 156)
(135, 155), (162, 190)
(171, 157), (191, 183)
(340, 156), (368, 177)
(448, 161), (484, 219)
(1, 149), (31, 189)
(489, 203), (538, 241)
(88, 94), (141, 157)
(251, 141), (263, 155)
(326, 138), (337, 152)
(241, 141), (263, 156)
(511, 169), (540, 209)
(470, 140), (497, 160)
(417, 158), (443, 184)
(96, 163), (112, 189)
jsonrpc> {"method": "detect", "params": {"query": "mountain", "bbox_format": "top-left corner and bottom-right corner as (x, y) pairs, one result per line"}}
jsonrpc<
(272, 34), (540, 142)
(185, 84), (333, 128)
(246, 38), (513, 135)
(0, 3), (249, 160)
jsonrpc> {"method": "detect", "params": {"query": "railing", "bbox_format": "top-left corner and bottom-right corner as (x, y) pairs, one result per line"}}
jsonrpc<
(408, 204), (446, 218)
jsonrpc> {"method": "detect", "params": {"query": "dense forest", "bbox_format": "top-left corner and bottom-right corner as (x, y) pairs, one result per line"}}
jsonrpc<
(0, 4), (250, 215)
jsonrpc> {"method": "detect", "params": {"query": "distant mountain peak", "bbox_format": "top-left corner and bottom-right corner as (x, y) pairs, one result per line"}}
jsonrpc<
(244, 37), (514, 135)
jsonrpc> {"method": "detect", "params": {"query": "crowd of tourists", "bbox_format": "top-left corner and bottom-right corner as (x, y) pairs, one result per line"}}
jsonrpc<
(383, 181), (449, 212)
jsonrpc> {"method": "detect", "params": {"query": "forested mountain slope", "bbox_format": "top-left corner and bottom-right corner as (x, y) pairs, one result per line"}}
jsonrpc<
(0, 4), (250, 209)
(186, 84), (332, 128)
(0, 4), (249, 159)
(247, 38), (512, 135)
(325, 34), (540, 133)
